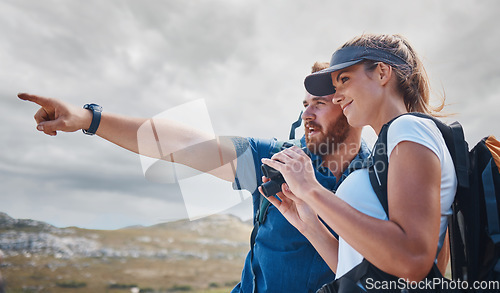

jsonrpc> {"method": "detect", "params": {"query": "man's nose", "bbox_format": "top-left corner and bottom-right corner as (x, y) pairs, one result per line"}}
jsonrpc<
(301, 106), (315, 120)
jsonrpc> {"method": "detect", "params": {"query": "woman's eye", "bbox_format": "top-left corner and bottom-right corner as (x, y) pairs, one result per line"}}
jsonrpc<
(341, 77), (349, 83)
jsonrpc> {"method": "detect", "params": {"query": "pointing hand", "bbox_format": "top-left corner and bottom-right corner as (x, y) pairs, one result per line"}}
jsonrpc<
(18, 93), (92, 136)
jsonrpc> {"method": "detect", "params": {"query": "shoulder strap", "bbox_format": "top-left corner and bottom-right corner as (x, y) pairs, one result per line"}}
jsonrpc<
(482, 139), (500, 278)
(368, 121), (391, 215)
(368, 112), (468, 216)
(257, 194), (271, 224)
(289, 111), (303, 140)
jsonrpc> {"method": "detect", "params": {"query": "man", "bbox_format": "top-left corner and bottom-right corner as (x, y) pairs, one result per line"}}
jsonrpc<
(18, 62), (369, 292)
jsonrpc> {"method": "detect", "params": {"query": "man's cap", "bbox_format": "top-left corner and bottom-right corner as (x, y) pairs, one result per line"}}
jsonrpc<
(304, 46), (409, 96)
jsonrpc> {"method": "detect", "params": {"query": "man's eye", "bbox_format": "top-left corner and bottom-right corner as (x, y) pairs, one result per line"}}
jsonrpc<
(341, 77), (349, 83)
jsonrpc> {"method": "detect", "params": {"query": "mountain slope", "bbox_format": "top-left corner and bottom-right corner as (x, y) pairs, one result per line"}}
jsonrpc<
(0, 212), (252, 292)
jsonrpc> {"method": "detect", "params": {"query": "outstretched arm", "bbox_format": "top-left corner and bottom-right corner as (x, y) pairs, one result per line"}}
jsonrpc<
(18, 93), (239, 181)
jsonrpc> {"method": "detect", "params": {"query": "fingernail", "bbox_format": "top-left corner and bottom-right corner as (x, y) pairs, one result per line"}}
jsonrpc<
(37, 124), (44, 131)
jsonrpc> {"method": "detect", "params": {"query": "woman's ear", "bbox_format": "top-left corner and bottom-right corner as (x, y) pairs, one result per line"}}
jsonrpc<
(376, 62), (393, 86)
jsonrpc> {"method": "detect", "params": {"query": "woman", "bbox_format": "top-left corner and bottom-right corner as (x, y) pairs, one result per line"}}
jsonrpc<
(261, 34), (457, 289)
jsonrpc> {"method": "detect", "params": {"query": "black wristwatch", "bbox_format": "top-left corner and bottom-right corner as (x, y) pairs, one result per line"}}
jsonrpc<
(82, 103), (102, 135)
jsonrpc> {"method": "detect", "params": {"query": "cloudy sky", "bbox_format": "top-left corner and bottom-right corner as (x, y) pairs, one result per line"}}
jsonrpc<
(1, 0), (499, 230)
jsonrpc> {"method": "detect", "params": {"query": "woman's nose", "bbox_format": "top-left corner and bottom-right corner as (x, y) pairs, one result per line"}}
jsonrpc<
(332, 94), (344, 105)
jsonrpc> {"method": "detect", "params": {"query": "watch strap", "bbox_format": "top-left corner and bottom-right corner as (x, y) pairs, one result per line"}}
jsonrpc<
(82, 103), (102, 135)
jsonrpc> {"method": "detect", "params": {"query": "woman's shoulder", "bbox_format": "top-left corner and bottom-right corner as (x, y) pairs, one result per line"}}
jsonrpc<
(387, 114), (446, 159)
(389, 114), (442, 140)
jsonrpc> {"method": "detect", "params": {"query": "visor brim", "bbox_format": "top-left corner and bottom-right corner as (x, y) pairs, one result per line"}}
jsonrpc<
(304, 59), (363, 96)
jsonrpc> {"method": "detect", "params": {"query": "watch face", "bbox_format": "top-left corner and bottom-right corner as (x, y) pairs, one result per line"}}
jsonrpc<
(85, 104), (102, 112)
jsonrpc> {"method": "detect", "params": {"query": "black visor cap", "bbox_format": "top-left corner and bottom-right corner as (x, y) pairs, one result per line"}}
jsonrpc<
(304, 46), (408, 96)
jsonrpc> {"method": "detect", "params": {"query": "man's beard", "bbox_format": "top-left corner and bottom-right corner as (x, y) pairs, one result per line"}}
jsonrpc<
(305, 114), (351, 156)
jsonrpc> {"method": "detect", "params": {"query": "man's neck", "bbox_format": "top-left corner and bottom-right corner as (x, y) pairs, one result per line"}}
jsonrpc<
(321, 136), (362, 180)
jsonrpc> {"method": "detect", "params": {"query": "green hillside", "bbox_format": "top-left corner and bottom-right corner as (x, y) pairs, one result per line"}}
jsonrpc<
(0, 213), (252, 292)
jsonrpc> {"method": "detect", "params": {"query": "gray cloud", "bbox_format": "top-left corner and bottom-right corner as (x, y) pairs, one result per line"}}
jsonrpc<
(1, 0), (499, 229)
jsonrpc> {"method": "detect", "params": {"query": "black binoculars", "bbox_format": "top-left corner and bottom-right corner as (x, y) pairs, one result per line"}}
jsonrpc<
(260, 163), (285, 197)
(260, 143), (308, 197)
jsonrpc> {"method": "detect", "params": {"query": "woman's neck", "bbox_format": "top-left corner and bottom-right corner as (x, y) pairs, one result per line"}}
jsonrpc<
(371, 94), (408, 135)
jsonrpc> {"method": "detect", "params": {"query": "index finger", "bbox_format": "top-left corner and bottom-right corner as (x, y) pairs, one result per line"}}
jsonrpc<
(18, 93), (51, 107)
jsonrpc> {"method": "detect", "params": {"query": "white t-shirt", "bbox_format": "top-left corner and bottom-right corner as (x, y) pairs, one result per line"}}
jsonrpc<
(335, 115), (458, 279)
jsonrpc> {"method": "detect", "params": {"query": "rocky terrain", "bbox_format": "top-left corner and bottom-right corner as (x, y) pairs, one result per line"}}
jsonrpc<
(0, 212), (252, 292)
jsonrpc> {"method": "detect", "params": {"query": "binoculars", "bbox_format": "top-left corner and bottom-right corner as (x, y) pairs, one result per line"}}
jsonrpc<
(260, 163), (285, 197)
(260, 143), (308, 197)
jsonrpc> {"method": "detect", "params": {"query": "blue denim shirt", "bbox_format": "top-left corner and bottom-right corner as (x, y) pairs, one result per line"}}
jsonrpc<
(230, 136), (371, 293)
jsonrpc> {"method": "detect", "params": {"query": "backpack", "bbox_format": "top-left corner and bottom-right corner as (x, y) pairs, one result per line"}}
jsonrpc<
(449, 134), (500, 283)
(368, 112), (500, 285)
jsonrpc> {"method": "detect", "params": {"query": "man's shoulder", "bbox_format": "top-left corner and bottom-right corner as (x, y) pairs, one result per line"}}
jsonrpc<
(232, 136), (291, 158)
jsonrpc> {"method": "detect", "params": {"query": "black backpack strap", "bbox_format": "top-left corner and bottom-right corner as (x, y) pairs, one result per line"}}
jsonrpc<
(258, 194), (271, 224)
(483, 157), (500, 279)
(482, 138), (500, 277)
(483, 159), (500, 242)
(450, 122), (470, 189)
(250, 195), (272, 249)
(289, 111), (303, 140)
(369, 121), (391, 215)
